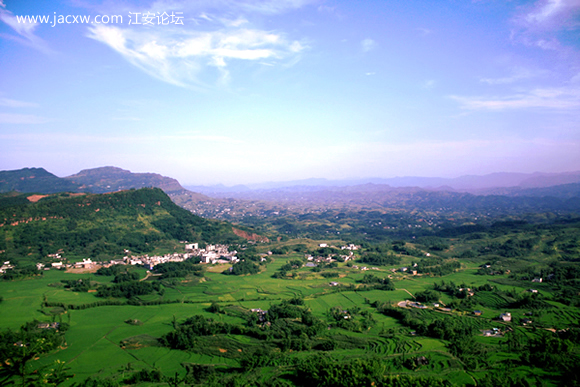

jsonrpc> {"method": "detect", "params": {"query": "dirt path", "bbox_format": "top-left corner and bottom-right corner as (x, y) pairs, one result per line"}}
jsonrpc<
(67, 326), (118, 365)
(140, 271), (161, 281)
(396, 288), (415, 299)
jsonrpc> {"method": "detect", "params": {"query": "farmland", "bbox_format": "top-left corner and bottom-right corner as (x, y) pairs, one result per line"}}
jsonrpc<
(2, 233), (580, 386)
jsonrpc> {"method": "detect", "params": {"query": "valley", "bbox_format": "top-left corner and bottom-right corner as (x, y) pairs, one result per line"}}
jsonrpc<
(0, 168), (579, 386)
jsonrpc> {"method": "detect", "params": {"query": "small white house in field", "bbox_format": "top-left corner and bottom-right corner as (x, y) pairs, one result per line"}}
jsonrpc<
(75, 259), (93, 268)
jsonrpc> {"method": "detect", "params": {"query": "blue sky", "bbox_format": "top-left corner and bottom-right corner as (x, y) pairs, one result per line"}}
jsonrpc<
(1, 0), (579, 185)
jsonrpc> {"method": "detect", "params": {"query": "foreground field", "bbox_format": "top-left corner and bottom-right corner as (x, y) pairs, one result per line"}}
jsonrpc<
(2, 234), (579, 387)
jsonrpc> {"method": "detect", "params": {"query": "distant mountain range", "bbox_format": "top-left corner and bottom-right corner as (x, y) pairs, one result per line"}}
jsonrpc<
(2, 167), (580, 206)
(185, 171), (580, 194)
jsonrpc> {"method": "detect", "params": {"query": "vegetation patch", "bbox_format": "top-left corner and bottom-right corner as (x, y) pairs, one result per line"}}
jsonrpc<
(119, 334), (159, 349)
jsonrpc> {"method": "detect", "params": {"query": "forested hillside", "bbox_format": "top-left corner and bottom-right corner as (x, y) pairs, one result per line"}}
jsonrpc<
(0, 188), (241, 264)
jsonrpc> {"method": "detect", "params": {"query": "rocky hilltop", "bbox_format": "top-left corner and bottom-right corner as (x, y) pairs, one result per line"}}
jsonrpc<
(65, 166), (186, 193)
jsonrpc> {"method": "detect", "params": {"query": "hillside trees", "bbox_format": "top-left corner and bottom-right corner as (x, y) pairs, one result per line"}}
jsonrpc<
(0, 188), (241, 262)
(0, 320), (69, 386)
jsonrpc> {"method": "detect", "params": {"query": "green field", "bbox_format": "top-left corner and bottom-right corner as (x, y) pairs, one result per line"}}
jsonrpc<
(1, 242), (579, 387)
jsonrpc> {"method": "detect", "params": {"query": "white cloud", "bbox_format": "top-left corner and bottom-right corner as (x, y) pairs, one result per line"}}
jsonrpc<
(450, 86), (580, 110)
(361, 38), (376, 52)
(87, 18), (304, 88)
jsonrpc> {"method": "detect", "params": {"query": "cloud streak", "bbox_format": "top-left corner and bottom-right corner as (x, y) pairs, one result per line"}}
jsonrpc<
(0, 97), (39, 108)
(0, 113), (49, 124)
(479, 67), (548, 85)
(450, 86), (580, 110)
(0, 2), (52, 53)
(0, 131), (244, 145)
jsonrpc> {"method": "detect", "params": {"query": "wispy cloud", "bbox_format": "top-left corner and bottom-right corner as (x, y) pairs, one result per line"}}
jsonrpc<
(111, 116), (142, 121)
(423, 79), (436, 89)
(480, 67), (548, 85)
(416, 27), (433, 36)
(520, 0), (580, 29)
(0, 97), (39, 108)
(87, 12), (305, 88)
(233, 0), (318, 14)
(0, 131), (244, 145)
(0, 2), (52, 53)
(0, 113), (49, 124)
(361, 38), (376, 52)
(511, 0), (580, 51)
(450, 86), (580, 110)
(180, 134), (244, 144)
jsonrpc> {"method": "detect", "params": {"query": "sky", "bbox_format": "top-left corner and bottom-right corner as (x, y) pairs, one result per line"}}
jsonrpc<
(1, 0), (579, 185)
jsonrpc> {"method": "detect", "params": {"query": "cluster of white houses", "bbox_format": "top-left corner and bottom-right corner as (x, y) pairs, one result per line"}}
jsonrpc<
(185, 243), (239, 264)
(32, 243), (239, 272)
(306, 244), (360, 263)
(110, 243), (239, 269)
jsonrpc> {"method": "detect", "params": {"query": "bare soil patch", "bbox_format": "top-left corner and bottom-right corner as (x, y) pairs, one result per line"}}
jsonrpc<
(65, 265), (102, 274)
(27, 194), (48, 202)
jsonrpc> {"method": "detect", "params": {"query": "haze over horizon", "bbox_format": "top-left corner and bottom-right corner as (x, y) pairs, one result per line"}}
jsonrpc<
(1, 0), (579, 185)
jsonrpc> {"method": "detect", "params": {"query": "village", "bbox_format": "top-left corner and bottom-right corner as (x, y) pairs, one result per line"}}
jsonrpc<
(31, 242), (239, 272)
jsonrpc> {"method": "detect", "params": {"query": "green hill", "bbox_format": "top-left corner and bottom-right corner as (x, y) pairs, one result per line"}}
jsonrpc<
(0, 188), (241, 263)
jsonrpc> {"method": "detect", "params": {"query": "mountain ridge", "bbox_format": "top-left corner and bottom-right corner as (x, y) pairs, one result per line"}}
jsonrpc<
(186, 171), (580, 193)
(65, 166), (187, 194)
